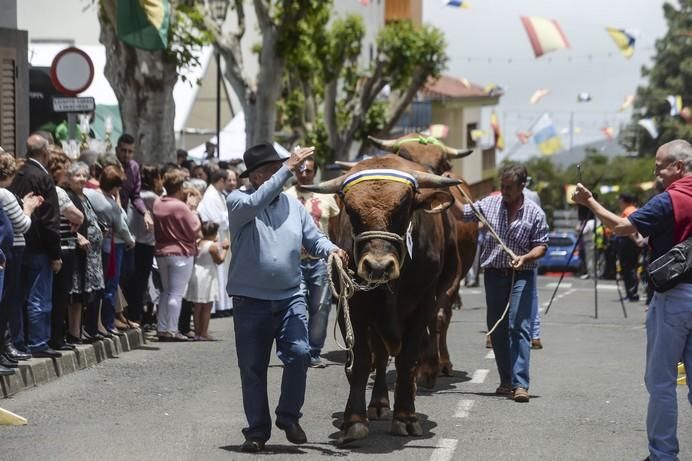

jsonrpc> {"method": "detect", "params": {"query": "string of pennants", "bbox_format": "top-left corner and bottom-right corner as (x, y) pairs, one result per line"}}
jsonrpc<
(564, 182), (657, 204)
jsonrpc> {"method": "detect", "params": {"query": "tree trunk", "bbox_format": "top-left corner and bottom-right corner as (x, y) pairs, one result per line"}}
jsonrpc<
(99, 0), (178, 164)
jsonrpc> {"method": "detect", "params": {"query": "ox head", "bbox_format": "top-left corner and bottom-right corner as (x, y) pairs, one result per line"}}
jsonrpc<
(369, 134), (473, 175)
(302, 156), (462, 284)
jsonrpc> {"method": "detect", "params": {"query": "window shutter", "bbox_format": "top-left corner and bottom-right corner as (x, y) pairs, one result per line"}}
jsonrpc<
(0, 47), (17, 154)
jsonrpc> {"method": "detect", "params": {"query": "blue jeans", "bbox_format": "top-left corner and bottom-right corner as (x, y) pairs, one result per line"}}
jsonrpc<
(299, 259), (332, 360)
(484, 269), (535, 390)
(645, 283), (692, 461)
(20, 252), (54, 352)
(102, 243), (125, 331)
(531, 268), (541, 339)
(232, 294), (310, 442)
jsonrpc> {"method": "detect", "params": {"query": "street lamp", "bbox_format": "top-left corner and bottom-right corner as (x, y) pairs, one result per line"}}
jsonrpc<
(206, 0), (229, 158)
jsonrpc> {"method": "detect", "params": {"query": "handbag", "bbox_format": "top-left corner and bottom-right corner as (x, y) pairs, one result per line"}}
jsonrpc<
(646, 235), (692, 292)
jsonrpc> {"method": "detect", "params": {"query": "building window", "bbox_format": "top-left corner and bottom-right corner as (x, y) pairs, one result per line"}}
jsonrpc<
(466, 122), (477, 148)
(482, 148), (495, 171)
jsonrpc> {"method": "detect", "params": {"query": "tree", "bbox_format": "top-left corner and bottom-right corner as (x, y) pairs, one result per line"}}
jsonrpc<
(283, 15), (448, 162)
(629, 0), (692, 155)
(98, 0), (209, 164)
(200, 0), (327, 148)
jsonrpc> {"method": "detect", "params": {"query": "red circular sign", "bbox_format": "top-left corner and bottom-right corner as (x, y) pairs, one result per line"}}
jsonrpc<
(50, 47), (94, 96)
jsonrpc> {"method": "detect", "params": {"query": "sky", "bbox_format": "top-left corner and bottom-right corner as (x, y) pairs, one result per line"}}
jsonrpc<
(423, 0), (669, 161)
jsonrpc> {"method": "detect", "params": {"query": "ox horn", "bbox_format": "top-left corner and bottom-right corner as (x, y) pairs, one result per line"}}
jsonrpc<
(409, 170), (464, 189)
(334, 160), (357, 170)
(443, 146), (474, 159)
(368, 136), (399, 152)
(299, 174), (348, 194)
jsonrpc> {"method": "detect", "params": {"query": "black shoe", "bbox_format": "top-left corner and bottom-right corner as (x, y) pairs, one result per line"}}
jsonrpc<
(0, 364), (15, 376)
(4, 342), (31, 361)
(107, 329), (126, 337)
(65, 334), (83, 345)
(276, 421), (307, 444)
(0, 354), (18, 368)
(82, 331), (104, 343)
(31, 348), (62, 359)
(241, 439), (265, 453)
(49, 342), (76, 351)
(1, 352), (18, 364)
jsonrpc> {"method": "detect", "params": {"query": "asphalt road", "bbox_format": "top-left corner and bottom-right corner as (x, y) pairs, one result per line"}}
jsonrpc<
(1, 276), (690, 461)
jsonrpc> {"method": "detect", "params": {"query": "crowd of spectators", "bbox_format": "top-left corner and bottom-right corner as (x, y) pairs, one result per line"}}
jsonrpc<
(0, 132), (242, 375)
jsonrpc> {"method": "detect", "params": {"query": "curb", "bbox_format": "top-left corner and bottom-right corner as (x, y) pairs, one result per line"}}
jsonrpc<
(0, 329), (145, 398)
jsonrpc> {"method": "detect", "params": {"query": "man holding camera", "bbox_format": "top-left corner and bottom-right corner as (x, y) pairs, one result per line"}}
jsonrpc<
(573, 139), (692, 461)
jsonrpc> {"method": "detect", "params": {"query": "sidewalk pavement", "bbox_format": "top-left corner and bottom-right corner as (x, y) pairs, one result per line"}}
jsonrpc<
(0, 329), (145, 398)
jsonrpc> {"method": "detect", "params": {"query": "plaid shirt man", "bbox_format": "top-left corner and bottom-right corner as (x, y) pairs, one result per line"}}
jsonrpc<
(463, 194), (549, 270)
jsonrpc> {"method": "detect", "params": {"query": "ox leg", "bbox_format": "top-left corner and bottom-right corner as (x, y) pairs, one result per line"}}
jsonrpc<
(392, 307), (430, 437)
(338, 309), (371, 445)
(439, 303), (454, 376)
(416, 318), (440, 389)
(368, 334), (392, 420)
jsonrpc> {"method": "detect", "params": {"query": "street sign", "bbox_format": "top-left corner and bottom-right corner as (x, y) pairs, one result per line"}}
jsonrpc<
(50, 47), (95, 96)
(52, 97), (95, 113)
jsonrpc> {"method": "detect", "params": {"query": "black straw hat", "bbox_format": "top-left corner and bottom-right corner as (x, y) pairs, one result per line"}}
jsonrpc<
(240, 143), (284, 178)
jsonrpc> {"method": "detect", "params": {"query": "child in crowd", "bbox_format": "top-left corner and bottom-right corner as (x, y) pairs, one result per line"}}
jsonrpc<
(185, 221), (229, 341)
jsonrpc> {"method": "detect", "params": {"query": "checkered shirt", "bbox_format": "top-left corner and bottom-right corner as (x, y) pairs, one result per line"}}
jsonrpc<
(463, 195), (549, 270)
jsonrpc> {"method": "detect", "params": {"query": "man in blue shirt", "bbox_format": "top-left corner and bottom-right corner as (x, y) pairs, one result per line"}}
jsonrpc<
(227, 144), (347, 452)
(573, 139), (692, 461)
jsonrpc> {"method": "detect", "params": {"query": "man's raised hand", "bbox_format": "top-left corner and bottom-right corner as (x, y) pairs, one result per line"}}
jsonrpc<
(285, 146), (315, 172)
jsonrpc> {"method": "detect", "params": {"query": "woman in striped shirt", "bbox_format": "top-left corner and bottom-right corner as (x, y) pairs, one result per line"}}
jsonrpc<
(0, 152), (43, 361)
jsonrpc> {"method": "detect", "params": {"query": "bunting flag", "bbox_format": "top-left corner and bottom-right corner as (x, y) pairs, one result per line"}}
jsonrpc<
(117, 0), (170, 50)
(638, 118), (659, 139)
(666, 95), (683, 116)
(618, 95), (635, 112)
(490, 111), (505, 150)
(530, 88), (550, 104)
(359, 0), (369, 5)
(516, 131), (532, 144)
(601, 126), (615, 140)
(444, 0), (472, 8)
(577, 92), (592, 102)
(428, 124), (449, 139)
(470, 129), (487, 141)
(606, 27), (638, 59)
(681, 107), (692, 123)
(532, 113), (563, 155)
(520, 16), (570, 58)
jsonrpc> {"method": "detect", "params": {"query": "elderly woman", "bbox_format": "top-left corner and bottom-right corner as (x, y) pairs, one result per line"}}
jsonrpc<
(46, 149), (84, 350)
(0, 152), (42, 362)
(84, 165), (135, 338)
(64, 162), (105, 343)
(153, 169), (200, 342)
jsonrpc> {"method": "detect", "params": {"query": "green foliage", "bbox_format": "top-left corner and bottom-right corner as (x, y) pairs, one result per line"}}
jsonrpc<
(506, 152), (657, 224)
(170, 3), (215, 83)
(629, 0), (692, 154)
(376, 21), (448, 91)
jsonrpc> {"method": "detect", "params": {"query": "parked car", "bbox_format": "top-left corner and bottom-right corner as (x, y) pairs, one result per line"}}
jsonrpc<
(537, 231), (582, 274)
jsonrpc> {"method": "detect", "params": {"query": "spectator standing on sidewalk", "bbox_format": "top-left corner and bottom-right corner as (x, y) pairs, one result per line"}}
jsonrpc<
(285, 157), (340, 368)
(10, 134), (63, 358)
(0, 152), (42, 366)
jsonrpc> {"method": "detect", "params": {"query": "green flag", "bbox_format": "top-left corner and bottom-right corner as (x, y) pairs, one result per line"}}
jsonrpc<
(117, 0), (170, 50)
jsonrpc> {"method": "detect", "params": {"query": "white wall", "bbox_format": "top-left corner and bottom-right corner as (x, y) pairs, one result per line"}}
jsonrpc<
(17, 0), (100, 44)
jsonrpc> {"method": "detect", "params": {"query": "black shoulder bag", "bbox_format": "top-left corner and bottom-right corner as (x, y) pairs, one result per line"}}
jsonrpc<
(646, 235), (692, 292)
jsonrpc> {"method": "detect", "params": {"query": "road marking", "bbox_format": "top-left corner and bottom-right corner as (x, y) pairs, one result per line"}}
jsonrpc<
(461, 289), (482, 295)
(469, 369), (489, 384)
(485, 350), (495, 359)
(429, 438), (458, 461)
(454, 399), (475, 418)
(545, 282), (572, 289)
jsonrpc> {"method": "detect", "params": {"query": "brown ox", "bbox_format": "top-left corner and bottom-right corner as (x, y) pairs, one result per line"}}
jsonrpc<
(303, 155), (461, 444)
(369, 134), (479, 388)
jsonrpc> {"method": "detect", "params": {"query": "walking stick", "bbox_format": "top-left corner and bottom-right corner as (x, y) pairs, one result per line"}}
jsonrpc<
(614, 261), (629, 318)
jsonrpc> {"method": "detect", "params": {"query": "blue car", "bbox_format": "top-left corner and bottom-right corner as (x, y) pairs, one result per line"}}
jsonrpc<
(537, 231), (582, 274)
